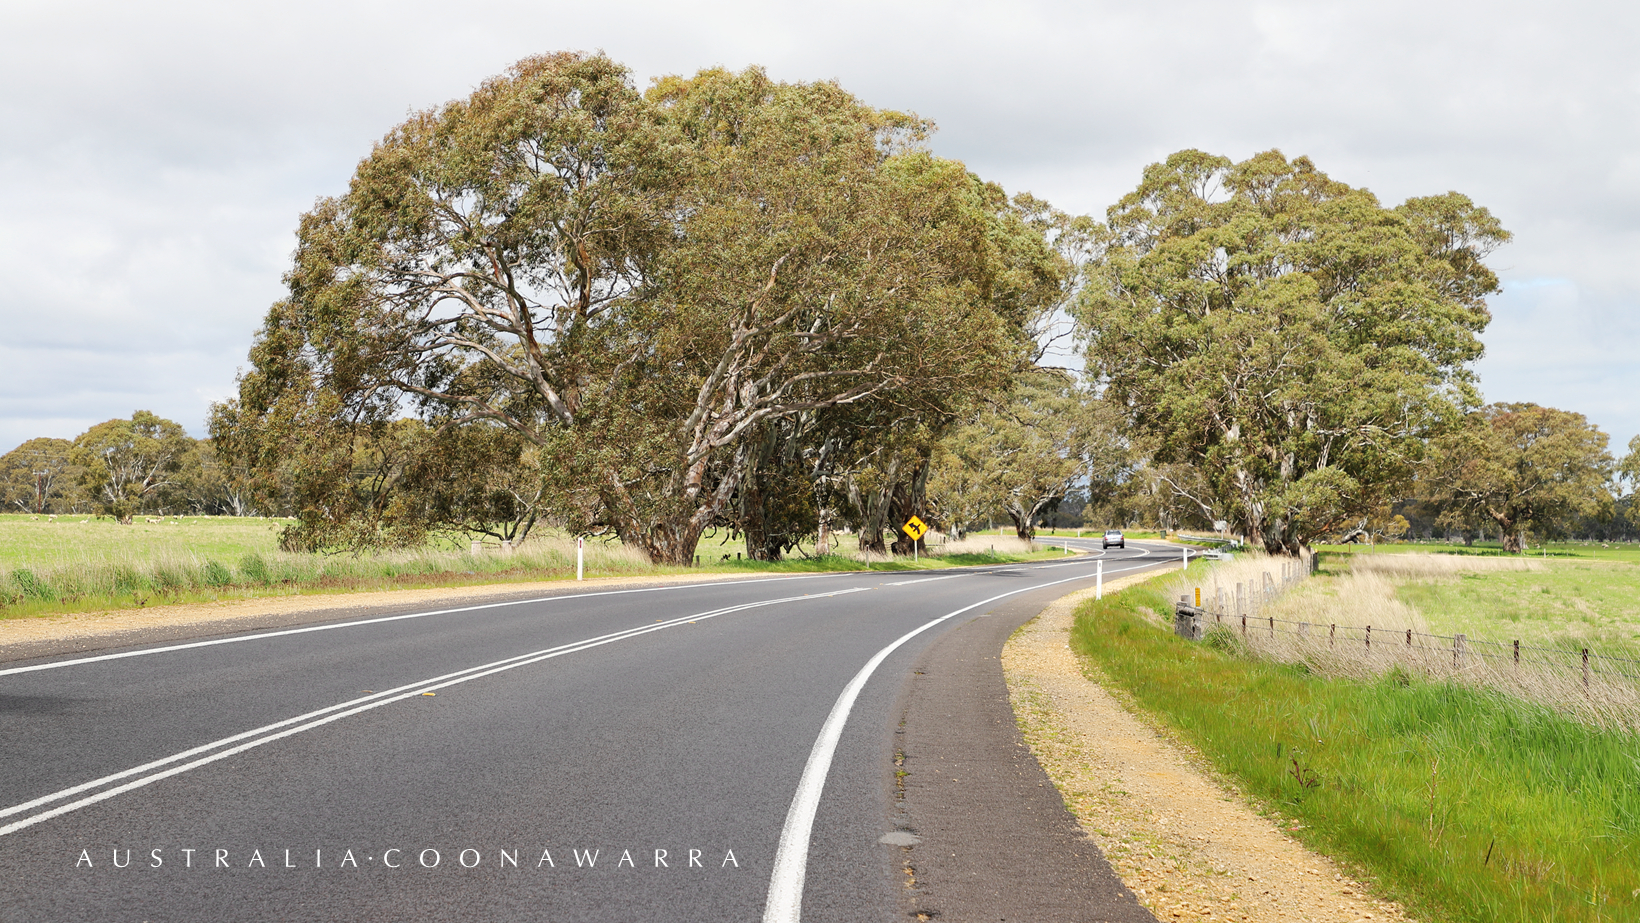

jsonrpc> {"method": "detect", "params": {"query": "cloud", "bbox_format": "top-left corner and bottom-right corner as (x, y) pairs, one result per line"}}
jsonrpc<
(1, 0), (1637, 457)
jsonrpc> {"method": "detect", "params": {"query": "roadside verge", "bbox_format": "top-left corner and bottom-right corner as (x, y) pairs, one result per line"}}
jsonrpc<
(1003, 579), (1413, 923)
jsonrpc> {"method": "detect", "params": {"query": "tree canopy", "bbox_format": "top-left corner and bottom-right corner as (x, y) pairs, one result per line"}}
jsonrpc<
(214, 54), (1051, 562)
(1421, 403), (1614, 552)
(1076, 149), (1509, 553)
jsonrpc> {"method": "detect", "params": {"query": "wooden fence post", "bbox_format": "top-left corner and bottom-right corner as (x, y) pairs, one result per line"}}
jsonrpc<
(1454, 634), (1466, 669)
(1583, 648), (1591, 688)
(1365, 626), (1371, 651)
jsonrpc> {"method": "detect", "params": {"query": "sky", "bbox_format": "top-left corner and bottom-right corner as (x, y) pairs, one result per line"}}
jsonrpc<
(2, 0), (1636, 460)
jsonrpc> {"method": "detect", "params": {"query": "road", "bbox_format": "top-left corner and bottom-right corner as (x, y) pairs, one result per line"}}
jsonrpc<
(0, 540), (1188, 922)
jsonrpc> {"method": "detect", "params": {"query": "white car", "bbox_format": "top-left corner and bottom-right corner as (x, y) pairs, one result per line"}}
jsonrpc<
(1102, 530), (1125, 549)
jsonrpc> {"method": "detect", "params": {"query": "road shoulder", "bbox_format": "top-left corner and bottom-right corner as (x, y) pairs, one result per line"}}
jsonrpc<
(1004, 583), (1416, 923)
(890, 581), (1157, 923)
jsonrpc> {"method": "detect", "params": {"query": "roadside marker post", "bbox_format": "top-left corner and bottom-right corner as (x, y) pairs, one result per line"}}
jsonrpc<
(1182, 546), (1188, 571)
(1096, 559), (1104, 600)
(576, 537), (584, 581)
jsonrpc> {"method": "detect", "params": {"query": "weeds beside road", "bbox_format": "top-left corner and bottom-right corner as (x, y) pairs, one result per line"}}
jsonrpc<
(1077, 568), (1640, 923)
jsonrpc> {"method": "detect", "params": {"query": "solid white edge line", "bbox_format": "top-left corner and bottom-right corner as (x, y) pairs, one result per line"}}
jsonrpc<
(0, 588), (868, 838)
(0, 573), (850, 679)
(760, 560), (1162, 923)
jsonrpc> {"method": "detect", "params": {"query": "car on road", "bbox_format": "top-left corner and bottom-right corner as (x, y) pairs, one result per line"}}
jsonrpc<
(1102, 529), (1124, 549)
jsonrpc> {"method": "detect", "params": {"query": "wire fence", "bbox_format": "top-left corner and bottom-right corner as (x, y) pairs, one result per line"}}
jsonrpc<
(1173, 594), (1640, 733)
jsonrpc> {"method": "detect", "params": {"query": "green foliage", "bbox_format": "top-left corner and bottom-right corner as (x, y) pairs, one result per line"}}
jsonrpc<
(1077, 150), (1509, 554)
(214, 53), (1048, 566)
(929, 371), (1123, 539)
(1421, 403), (1615, 553)
(238, 552), (270, 584)
(1073, 583), (1640, 922)
(0, 437), (84, 515)
(10, 568), (53, 601)
(70, 411), (194, 522)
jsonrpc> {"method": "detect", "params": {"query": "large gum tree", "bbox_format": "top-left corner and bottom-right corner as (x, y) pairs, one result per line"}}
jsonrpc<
(1076, 150), (1509, 554)
(215, 54), (1026, 563)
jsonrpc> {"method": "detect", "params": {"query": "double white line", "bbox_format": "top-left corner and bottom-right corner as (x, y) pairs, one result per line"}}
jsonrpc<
(0, 587), (867, 839)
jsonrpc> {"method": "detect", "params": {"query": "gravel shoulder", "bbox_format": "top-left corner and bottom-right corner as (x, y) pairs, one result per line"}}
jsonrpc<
(1003, 578), (1418, 923)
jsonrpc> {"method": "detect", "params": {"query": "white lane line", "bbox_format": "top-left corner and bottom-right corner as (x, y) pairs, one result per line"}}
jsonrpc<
(0, 573), (847, 678)
(761, 563), (1162, 923)
(883, 575), (963, 586)
(0, 587), (868, 839)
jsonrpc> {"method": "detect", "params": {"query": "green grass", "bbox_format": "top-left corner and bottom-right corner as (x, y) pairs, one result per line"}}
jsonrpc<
(1072, 573), (1640, 923)
(0, 514), (1070, 619)
(0, 513), (290, 565)
(1302, 542), (1640, 653)
(1395, 564), (1640, 650)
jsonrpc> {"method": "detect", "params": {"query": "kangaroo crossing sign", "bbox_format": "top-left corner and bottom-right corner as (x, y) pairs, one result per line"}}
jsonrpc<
(902, 516), (929, 541)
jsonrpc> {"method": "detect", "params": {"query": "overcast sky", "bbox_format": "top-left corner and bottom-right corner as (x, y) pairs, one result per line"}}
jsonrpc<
(2, 0), (1636, 460)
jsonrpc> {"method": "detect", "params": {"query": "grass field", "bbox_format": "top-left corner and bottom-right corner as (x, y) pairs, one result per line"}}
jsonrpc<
(0, 514), (1068, 619)
(1290, 544), (1640, 652)
(0, 513), (291, 565)
(1073, 575), (1640, 923)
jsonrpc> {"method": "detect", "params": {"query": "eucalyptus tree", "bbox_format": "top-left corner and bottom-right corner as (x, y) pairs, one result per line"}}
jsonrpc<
(0, 438), (79, 514)
(215, 54), (1029, 562)
(70, 412), (193, 522)
(1422, 403), (1614, 552)
(1077, 150), (1509, 554)
(928, 372), (1116, 540)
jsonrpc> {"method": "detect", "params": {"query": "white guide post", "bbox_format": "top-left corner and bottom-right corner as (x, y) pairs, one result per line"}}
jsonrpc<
(1096, 559), (1104, 600)
(1182, 545), (1188, 570)
(576, 537), (584, 581)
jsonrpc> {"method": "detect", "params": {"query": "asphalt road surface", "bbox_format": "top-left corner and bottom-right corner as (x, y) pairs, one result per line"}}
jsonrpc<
(0, 541), (1188, 922)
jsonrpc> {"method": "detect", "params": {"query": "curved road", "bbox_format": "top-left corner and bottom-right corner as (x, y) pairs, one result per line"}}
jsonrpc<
(0, 541), (1189, 921)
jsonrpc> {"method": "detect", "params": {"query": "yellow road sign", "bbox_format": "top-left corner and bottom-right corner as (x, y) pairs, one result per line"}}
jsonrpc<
(903, 516), (929, 541)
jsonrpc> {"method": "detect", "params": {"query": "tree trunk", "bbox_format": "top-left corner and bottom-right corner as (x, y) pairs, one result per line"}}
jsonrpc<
(850, 457), (901, 555)
(1005, 505), (1034, 541)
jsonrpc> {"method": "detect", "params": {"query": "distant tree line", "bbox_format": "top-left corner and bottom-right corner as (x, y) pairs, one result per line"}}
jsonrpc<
(0, 411), (254, 521)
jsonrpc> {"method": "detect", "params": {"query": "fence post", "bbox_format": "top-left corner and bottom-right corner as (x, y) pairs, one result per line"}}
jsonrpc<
(1330, 623), (1336, 648)
(1268, 615), (1275, 638)
(1236, 582), (1245, 618)
(1406, 628), (1413, 649)
(1454, 634), (1466, 669)
(1241, 613), (1247, 637)
(1513, 639), (1519, 667)
(1583, 648), (1591, 688)
(1365, 625), (1371, 651)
